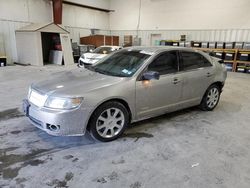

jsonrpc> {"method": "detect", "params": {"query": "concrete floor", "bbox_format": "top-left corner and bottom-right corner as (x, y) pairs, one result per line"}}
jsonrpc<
(0, 65), (250, 188)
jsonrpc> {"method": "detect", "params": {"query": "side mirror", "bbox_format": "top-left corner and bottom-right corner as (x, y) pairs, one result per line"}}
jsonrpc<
(142, 71), (160, 80)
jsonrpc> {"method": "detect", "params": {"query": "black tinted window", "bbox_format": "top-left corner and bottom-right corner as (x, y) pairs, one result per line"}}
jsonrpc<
(148, 51), (178, 75)
(181, 52), (212, 71)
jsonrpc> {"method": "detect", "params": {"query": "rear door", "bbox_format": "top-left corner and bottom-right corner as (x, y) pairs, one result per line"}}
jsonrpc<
(135, 50), (182, 119)
(179, 51), (215, 105)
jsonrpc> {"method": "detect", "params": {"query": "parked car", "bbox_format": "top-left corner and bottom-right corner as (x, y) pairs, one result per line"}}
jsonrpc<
(23, 47), (227, 142)
(78, 45), (122, 67)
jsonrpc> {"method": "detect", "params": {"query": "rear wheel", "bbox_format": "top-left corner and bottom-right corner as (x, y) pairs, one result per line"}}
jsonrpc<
(200, 84), (221, 111)
(89, 101), (129, 142)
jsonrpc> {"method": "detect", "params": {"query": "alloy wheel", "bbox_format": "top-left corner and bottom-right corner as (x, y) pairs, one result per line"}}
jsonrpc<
(96, 108), (125, 138)
(206, 87), (219, 109)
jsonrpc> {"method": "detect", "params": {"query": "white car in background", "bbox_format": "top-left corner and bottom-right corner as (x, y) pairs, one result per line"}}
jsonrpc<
(78, 45), (122, 67)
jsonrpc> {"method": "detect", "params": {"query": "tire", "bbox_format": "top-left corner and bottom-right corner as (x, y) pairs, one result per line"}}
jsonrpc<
(89, 101), (129, 142)
(78, 62), (84, 68)
(200, 84), (221, 111)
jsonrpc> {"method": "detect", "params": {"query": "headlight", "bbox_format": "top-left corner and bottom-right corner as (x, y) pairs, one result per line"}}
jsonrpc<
(44, 97), (83, 109)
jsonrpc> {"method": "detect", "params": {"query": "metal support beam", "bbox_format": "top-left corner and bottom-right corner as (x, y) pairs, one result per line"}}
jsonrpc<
(63, 0), (113, 13)
(52, 0), (63, 24)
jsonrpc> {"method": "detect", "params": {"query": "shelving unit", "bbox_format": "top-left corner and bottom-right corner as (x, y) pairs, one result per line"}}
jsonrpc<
(193, 48), (250, 72)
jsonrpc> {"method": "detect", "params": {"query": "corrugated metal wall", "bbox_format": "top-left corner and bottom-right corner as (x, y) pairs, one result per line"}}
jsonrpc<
(66, 27), (250, 46)
(110, 29), (250, 46)
(2, 21), (250, 64)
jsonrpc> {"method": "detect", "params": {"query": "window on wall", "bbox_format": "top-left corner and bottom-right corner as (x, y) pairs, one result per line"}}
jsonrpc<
(181, 51), (212, 71)
(148, 51), (178, 75)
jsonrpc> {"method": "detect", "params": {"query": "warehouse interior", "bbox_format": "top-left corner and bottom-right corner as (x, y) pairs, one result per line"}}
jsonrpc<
(0, 0), (250, 187)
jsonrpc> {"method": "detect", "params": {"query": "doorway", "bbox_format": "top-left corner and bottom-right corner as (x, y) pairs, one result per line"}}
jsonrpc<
(41, 32), (63, 65)
(150, 34), (162, 46)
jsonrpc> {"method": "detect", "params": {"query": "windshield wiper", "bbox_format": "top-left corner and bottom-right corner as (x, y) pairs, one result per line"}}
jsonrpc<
(94, 68), (110, 75)
(108, 72), (127, 77)
(85, 65), (96, 72)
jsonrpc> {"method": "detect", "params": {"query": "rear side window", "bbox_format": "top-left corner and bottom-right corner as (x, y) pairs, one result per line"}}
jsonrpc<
(181, 51), (212, 71)
(148, 51), (178, 75)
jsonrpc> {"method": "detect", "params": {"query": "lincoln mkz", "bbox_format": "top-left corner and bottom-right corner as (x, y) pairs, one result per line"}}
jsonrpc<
(23, 47), (227, 141)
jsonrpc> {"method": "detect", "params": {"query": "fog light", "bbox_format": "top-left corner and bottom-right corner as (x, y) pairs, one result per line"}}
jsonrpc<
(46, 124), (60, 132)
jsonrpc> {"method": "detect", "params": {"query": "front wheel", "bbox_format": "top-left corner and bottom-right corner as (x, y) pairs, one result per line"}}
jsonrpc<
(89, 101), (129, 142)
(200, 84), (221, 111)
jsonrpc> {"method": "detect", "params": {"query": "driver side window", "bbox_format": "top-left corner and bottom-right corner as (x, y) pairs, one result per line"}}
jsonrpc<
(148, 51), (178, 75)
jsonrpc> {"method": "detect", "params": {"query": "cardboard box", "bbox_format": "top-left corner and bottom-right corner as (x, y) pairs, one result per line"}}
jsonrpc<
(172, 42), (179, 46)
(209, 42), (217, 49)
(235, 42), (243, 49)
(243, 42), (250, 49)
(179, 42), (185, 47)
(201, 42), (209, 48)
(193, 42), (201, 47)
(185, 41), (193, 48)
(225, 42), (235, 49)
(237, 53), (249, 61)
(237, 64), (246, 72)
(216, 42), (225, 49)
(224, 53), (234, 60)
(214, 52), (224, 59)
(165, 41), (173, 46)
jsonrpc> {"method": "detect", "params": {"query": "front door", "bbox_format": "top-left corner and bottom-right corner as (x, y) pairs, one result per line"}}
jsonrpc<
(135, 51), (182, 119)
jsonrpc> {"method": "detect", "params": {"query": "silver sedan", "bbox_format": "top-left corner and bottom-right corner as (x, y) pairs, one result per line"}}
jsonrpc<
(23, 47), (227, 142)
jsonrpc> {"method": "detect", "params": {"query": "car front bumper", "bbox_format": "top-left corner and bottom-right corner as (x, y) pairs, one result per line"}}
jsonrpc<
(23, 99), (92, 136)
(78, 57), (99, 67)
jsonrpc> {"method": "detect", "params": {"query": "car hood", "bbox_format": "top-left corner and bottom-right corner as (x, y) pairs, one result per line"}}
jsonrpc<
(32, 68), (125, 97)
(84, 53), (107, 60)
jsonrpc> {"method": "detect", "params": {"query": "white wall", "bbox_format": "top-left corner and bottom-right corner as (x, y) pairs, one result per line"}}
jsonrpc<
(63, 4), (109, 29)
(109, 0), (250, 45)
(62, 3), (110, 43)
(0, 0), (52, 23)
(110, 0), (250, 30)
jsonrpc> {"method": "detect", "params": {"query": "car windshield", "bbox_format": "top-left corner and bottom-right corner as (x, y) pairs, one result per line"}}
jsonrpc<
(92, 47), (113, 54)
(87, 50), (151, 77)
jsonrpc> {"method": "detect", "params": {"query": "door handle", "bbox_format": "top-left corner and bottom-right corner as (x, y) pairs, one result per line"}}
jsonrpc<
(206, 72), (213, 77)
(172, 78), (180, 84)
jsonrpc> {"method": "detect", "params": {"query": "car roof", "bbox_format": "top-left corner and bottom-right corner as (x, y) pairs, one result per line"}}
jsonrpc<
(123, 46), (196, 54)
